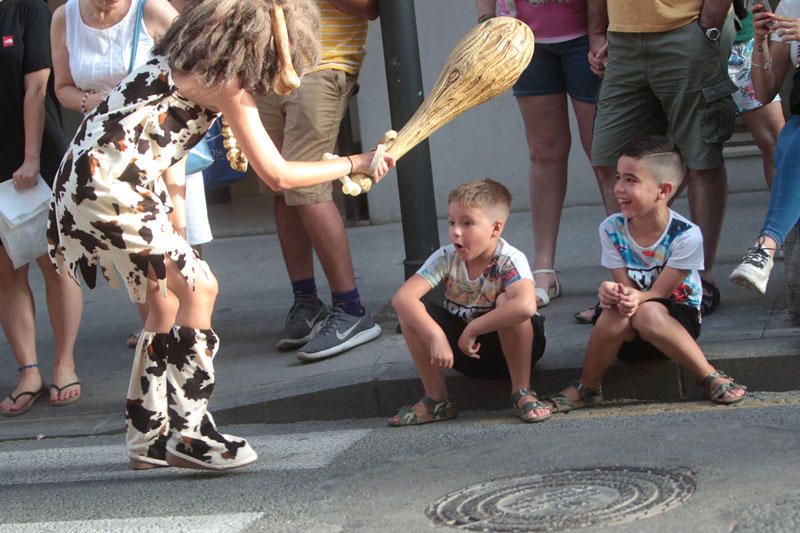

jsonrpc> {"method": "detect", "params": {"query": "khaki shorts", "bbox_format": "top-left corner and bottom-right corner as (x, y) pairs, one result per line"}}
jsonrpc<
(591, 17), (737, 170)
(256, 68), (358, 206)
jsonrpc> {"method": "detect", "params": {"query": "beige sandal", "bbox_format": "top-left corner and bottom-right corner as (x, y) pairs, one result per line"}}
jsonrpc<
(533, 269), (561, 307)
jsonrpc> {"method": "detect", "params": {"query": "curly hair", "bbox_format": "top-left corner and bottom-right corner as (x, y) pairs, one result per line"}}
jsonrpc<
(152, 0), (320, 96)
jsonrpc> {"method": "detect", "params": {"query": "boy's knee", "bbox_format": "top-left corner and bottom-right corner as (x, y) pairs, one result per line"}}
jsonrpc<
(629, 301), (668, 333)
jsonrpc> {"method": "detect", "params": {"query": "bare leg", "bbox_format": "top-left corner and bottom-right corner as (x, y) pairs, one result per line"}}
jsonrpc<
(143, 259), (217, 332)
(274, 195), (315, 283)
(560, 307), (636, 401)
(297, 201), (356, 293)
(398, 315), (448, 402)
(594, 165), (620, 216)
(496, 296), (549, 420)
(740, 101), (785, 189)
(517, 94), (570, 296)
(631, 302), (745, 402)
(36, 255), (82, 404)
(687, 165), (728, 280)
(0, 248), (44, 413)
(571, 97), (611, 214)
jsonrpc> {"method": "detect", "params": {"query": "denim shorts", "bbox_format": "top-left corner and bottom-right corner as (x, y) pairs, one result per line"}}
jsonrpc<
(512, 35), (601, 102)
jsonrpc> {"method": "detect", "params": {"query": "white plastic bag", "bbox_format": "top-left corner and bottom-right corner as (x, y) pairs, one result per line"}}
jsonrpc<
(0, 178), (52, 269)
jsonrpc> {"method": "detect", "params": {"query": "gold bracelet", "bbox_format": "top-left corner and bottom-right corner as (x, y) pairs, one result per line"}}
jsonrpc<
(80, 91), (89, 114)
(345, 155), (354, 175)
(752, 59), (773, 70)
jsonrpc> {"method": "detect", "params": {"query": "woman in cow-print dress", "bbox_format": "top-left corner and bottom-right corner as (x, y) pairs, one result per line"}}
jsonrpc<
(48, 0), (394, 471)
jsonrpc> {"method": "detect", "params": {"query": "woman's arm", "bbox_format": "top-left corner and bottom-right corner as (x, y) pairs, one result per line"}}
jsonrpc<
(213, 81), (394, 191)
(144, 0), (179, 41)
(751, 7), (793, 104)
(163, 158), (187, 239)
(50, 6), (107, 112)
(13, 69), (50, 189)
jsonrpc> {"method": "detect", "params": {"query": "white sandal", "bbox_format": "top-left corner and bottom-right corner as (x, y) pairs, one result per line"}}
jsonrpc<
(533, 269), (561, 307)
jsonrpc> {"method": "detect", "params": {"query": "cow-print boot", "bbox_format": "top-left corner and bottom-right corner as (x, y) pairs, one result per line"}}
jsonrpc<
(165, 326), (257, 470)
(125, 330), (171, 470)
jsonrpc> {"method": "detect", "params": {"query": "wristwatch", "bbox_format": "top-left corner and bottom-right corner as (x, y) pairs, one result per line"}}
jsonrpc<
(703, 26), (721, 41)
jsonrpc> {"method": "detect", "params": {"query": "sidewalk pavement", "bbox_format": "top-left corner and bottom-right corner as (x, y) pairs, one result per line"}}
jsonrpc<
(1, 190), (798, 442)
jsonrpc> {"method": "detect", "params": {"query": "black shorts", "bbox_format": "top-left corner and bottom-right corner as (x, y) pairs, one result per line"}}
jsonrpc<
(594, 298), (701, 361)
(424, 300), (546, 379)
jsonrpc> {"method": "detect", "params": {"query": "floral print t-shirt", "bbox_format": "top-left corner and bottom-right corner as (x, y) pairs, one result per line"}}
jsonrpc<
(417, 238), (533, 323)
(599, 209), (704, 311)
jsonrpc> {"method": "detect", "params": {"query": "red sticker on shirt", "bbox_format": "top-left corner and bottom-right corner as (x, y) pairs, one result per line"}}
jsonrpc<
(2, 36), (13, 47)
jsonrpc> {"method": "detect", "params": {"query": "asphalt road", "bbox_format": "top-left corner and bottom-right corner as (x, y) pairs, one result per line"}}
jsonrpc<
(2, 392), (800, 532)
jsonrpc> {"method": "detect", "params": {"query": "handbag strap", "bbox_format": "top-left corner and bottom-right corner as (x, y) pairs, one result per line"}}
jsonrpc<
(128, 0), (147, 73)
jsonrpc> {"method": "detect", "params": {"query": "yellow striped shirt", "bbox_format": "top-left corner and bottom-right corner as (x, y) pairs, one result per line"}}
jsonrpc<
(312, 1), (369, 74)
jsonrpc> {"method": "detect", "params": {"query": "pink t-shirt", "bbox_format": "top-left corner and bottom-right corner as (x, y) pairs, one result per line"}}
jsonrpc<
(498, 0), (587, 44)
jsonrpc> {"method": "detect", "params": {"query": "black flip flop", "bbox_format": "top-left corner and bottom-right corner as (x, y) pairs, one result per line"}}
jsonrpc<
(1, 386), (47, 417)
(574, 303), (599, 325)
(50, 381), (82, 407)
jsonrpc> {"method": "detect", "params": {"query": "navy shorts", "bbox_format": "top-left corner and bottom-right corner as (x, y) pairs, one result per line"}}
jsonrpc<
(593, 298), (701, 361)
(424, 300), (546, 379)
(513, 35), (601, 102)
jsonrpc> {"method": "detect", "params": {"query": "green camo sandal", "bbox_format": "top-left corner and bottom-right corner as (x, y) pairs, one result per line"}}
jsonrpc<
(701, 371), (747, 405)
(511, 388), (551, 423)
(388, 395), (457, 427)
(544, 381), (603, 413)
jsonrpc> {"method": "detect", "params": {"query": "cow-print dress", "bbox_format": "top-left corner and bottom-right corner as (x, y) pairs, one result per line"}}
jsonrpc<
(48, 56), (218, 303)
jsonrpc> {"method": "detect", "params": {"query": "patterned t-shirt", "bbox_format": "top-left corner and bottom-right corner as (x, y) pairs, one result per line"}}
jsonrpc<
(417, 238), (533, 323)
(599, 209), (704, 310)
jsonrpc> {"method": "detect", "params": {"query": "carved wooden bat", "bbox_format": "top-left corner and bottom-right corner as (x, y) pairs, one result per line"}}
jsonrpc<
(345, 16), (534, 194)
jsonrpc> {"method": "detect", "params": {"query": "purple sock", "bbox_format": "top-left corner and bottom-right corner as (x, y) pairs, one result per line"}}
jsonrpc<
(332, 288), (365, 316)
(291, 278), (318, 302)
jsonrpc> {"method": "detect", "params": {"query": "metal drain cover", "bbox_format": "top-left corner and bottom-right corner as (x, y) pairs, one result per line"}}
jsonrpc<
(425, 466), (695, 532)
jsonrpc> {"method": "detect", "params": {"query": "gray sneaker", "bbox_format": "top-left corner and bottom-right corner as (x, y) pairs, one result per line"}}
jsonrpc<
(297, 307), (382, 362)
(275, 300), (329, 350)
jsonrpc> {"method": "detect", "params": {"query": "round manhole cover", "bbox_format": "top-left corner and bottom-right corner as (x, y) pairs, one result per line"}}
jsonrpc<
(425, 466), (695, 532)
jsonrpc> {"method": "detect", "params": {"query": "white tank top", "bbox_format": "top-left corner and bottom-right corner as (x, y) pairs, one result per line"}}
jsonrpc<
(65, 0), (155, 95)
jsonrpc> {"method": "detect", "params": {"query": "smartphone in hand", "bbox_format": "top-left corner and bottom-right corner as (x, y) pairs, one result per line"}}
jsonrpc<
(750, 1), (775, 29)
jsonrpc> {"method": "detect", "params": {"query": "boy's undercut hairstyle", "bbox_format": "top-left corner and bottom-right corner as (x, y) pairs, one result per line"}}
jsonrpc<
(153, 0), (320, 96)
(448, 178), (512, 220)
(619, 135), (685, 189)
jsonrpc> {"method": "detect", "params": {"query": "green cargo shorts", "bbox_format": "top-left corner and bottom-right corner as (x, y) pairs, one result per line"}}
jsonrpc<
(591, 17), (737, 170)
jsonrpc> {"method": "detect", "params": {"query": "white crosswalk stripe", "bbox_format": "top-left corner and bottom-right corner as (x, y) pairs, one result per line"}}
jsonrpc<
(0, 513), (263, 533)
(0, 429), (369, 486)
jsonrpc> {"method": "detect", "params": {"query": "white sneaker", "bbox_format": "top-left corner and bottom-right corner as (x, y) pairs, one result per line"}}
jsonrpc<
(729, 246), (774, 294)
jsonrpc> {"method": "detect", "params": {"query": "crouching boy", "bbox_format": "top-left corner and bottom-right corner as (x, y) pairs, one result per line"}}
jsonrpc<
(547, 136), (747, 411)
(389, 179), (550, 426)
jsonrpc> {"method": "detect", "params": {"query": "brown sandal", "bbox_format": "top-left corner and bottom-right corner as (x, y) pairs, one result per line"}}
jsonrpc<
(388, 395), (457, 427)
(700, 371), (746, 405)
(511, 388), (551, 423)
(1, 386), (47, 417)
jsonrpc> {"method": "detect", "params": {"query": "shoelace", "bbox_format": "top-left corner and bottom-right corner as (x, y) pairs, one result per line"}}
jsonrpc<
(287, 300), (320, 323)
(743, 246), (771, 268)
(316, 308), (349, 335)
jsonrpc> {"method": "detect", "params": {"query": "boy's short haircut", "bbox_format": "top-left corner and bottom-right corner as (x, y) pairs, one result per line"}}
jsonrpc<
(619, 135), (685, 189)
(448, 178), (512, 220)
